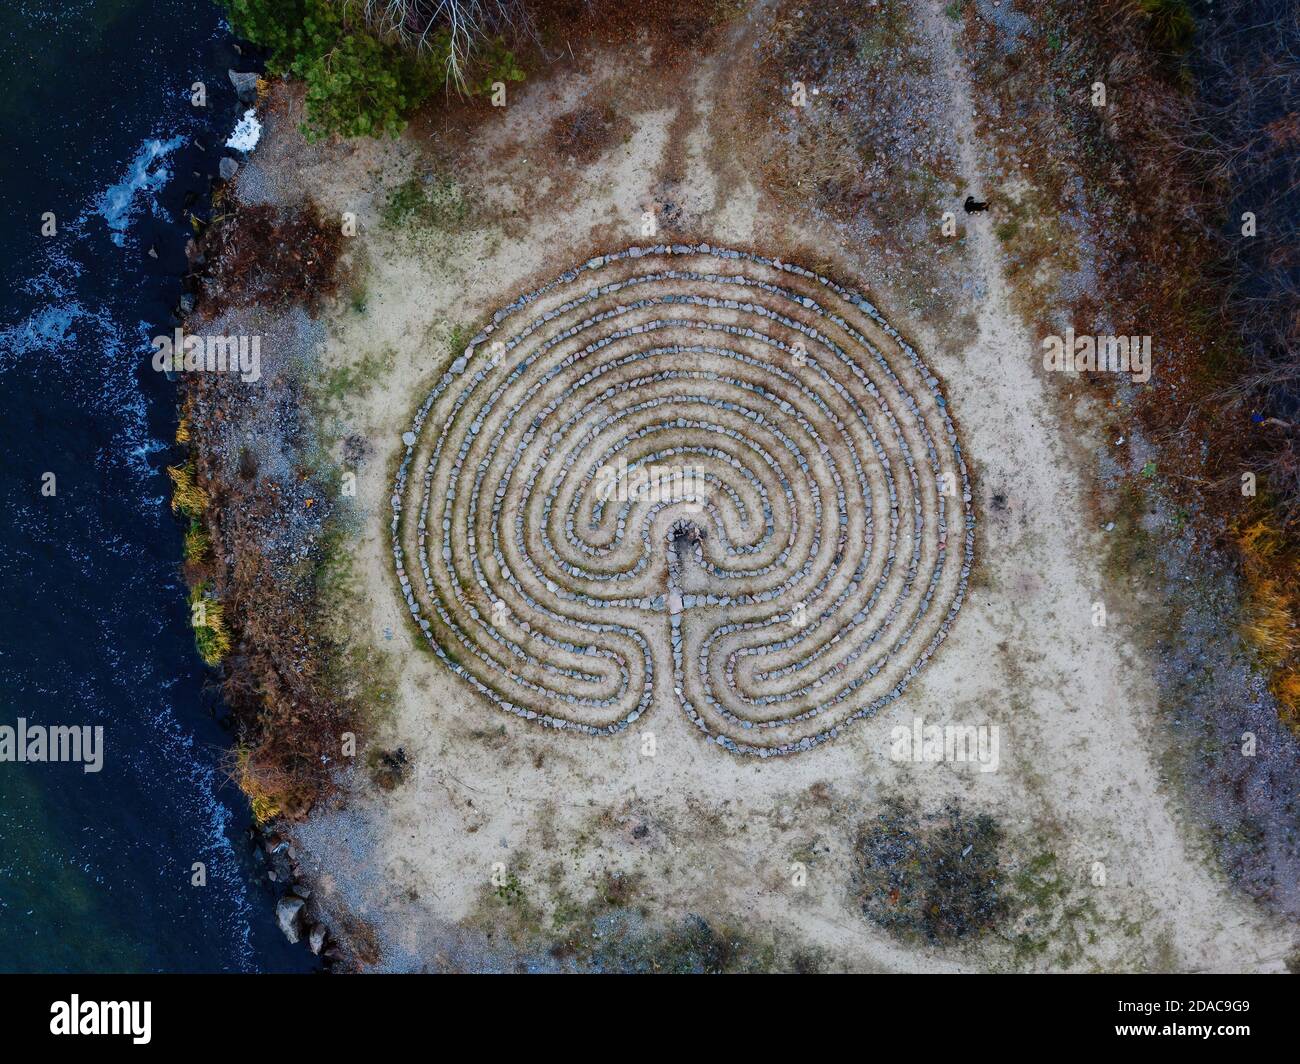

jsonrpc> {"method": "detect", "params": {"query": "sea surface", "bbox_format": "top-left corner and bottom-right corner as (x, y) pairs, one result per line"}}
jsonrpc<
(0, 0), (312, 972)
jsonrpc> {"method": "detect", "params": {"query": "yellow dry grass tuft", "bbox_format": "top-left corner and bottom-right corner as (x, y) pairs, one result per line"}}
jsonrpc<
(189, 584), (232, 666)
(167, 462), (208, 519)
(1234, 515), (1300, 730)
(1239, 576), (1295, 662)
(182, 521), (211, 562)
(234, 746), (283, 825)
(1276, 671), (1300, 728)
(1235, 517), (1285, 562)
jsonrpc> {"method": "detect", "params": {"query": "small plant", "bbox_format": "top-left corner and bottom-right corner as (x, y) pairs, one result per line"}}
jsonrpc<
(1135, 0), (1195, 53)
(167, 462), (208, 519)
(994, 218), (1020, 242)
(471, 35), (526, 95)
(183, 520), (212, 562)
(319, 347), (395, 403)
(495, 870), (525, 905)
(597, 870), (639, 907)
(381, 174), (469, 230)
(190, 583), (232, 666)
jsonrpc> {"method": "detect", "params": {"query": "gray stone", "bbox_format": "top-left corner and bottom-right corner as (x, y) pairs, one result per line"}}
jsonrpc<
(276, 896), (306, 944)
(228, 69), (259, 103)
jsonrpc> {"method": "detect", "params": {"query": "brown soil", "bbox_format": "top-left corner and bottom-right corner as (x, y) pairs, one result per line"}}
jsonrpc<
(200, 200), (343, 318)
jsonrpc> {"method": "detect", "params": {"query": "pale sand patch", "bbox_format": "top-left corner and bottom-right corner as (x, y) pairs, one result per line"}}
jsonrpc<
(244, 3), (1294, 970)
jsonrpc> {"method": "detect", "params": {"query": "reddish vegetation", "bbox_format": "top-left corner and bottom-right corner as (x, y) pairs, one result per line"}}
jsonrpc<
(528, 0), (736, 65)
(549, 103), (628, 164)
(200, 201), (343, 318)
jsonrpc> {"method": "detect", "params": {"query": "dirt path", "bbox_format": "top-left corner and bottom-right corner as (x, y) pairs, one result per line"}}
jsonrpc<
(913, 0), (1291, 971)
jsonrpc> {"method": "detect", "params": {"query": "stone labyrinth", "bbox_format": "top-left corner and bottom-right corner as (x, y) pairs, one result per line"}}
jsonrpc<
(392, 245), (973, 757)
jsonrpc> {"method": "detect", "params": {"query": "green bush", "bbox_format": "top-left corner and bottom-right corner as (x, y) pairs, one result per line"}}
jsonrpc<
(299, 27), (435, 139)
(224, 0), (519, 141)
(473, 36), (527, 96)
(225, 0), (342, 72)
(1137, 0), (1195, 53)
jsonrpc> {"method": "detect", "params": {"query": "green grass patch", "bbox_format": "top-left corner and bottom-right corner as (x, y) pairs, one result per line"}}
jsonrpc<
(317, 345), (396, 406)
(382, 174), (470, 231)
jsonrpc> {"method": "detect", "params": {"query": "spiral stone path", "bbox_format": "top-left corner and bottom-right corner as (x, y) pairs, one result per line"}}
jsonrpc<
(391, 245), (974, 756)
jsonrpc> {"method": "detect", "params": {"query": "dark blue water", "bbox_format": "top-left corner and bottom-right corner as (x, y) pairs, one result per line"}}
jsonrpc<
(0, 0), (312, 972)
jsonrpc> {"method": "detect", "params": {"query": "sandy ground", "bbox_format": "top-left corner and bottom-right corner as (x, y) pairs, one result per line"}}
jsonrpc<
(239, 0), (1296, 971)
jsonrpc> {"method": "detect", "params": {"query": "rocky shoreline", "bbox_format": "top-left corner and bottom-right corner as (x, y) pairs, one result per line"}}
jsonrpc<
(174, 66), (351, 968)
(257, 829), (332, 959)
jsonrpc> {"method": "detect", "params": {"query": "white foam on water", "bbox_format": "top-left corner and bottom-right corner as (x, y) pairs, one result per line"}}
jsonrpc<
(96, 136), (184, 247)
(225, 108), (261, 152)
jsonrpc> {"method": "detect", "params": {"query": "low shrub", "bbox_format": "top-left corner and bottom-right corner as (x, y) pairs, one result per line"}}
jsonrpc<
(224, 0), (525, 140)
(190, 583), (233, 667)
(167, 462), (208, 519)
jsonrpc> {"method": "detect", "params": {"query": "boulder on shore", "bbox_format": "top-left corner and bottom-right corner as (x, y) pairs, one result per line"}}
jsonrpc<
(228, 70), (259, 104)
(275, 895), (306, 944)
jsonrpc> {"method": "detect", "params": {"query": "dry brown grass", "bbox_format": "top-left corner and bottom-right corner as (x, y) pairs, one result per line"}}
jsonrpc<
(1234, 515), (1300, 727)
(200, 201), (344, 319)
(548, 103), (629, 165)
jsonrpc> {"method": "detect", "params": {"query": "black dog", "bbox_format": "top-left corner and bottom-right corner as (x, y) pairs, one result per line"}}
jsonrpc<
(963, 195), (990, 213)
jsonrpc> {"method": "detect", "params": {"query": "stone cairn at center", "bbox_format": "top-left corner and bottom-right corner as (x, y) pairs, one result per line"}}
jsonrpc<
(392, 245), (974, 757)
